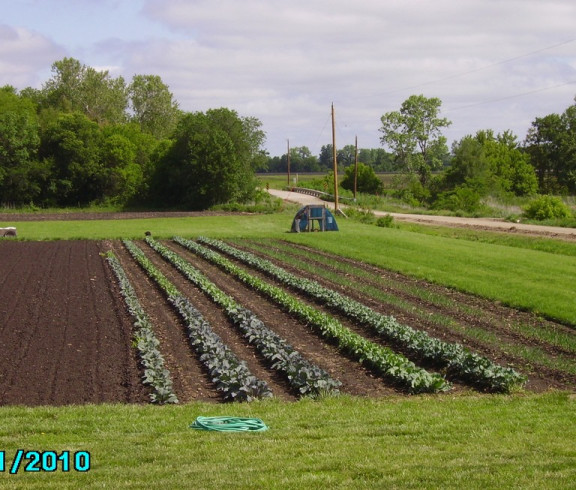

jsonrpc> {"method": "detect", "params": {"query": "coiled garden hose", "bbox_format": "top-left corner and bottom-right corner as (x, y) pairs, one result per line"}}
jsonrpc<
(190, 416), (269, 432)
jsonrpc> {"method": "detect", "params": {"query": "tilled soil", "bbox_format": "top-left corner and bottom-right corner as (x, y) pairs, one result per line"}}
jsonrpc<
(1, 237), (573, 406)
(0, 240), (148, 406)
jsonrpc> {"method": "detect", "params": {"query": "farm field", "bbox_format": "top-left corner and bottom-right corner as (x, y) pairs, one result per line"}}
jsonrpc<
(0, 213), (575, 488)
(0, 240), (148, 405)
(1, 237), (574, 406)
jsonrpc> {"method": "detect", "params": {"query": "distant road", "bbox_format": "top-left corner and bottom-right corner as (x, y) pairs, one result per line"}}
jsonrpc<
(268, 189), (576, 240)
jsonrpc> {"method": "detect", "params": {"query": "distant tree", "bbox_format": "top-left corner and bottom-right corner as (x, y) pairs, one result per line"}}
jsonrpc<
(441, 130), (537, 199)
(341, 162), (383, 195)
(318, 144), (335, 170)
(357, 148), (396, 171)
(338, 144), (357, 167)
(287, 146), (319, 172)
(525, 98), (576, 193)
(380, 94), (451, 185)
(128, 74), (180, 139)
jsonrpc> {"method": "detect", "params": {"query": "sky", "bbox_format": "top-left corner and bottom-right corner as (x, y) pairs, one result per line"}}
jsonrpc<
(1, 0), (575, 157)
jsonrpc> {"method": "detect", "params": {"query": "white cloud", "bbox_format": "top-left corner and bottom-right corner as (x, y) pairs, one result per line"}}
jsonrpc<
(0, 25), (65, 88)
(1, 0), (575, 155)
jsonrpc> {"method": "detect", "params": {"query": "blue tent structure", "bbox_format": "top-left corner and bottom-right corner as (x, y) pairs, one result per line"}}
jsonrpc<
(291, 205), (339, 232)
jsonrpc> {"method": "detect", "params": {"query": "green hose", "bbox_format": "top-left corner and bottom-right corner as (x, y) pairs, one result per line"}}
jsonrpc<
(190, 416), (269, 432)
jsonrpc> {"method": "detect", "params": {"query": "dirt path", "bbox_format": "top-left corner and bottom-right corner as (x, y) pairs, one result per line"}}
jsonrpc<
(268, 189), (576, 240)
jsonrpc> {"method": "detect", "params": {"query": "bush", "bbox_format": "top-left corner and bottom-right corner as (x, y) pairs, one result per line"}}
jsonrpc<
(345, 207), (376, 224)
(523, 195), (572, 221)
(376, 214), (396, 228)
(432, 185), (482, 214)
(341, 163), (384, 195)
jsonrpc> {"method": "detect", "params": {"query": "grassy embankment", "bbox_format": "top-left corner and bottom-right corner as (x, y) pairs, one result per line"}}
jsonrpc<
(1, 210), (575, 488)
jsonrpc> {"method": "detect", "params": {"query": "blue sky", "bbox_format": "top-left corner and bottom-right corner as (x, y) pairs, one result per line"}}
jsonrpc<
(1, 0), (575, 156)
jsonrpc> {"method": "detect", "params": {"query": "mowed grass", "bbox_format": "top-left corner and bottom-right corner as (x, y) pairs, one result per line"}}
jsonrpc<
(0, 394), (574, 489)
(6, 209), (576, 325)
(1, 210), (575, 488)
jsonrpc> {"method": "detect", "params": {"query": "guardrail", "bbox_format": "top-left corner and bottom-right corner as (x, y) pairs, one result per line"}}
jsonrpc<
(285, 187), (355, 203)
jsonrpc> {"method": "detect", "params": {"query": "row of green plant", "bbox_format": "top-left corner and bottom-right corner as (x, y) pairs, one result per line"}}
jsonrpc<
(197, 237), (527, 393)
(105, 252), (178, 404)
(174, 236), (451, 394)
(144, 237), (341, 397)
(123, 239), (272, 401)
(248, 238), (576, 376)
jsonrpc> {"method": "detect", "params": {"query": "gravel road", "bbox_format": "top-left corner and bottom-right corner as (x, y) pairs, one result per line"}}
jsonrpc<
(268, 189), (576, 240)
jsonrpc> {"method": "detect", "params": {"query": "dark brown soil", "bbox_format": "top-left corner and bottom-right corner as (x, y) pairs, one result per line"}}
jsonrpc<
(1, 232), (573, 406)
(0, 240), (148, 406)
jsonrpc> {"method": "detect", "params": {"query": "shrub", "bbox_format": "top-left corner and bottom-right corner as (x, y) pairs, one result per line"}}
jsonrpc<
(433, 185), (482, 214)
(376, 214), (396, 228)
(523, 195), (572, 221)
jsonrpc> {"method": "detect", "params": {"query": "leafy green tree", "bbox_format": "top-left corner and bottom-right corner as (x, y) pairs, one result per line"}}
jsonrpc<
(338, 144), (357, 167)
(0, 88), (46, 204)
(286, 146), (319, 173)
(357, 148), (396, 171)
(525, 99), (576, 193)
(152, 109), (264, 209)
(103, 123), (162, 202)
(100, 129), (143, 204)
(435, 130), (537, 212)
(445, 130), (537, 196)
(128, 75), (180, 139)
(39, 112), (105, 205)
(42, 57), (127, 124)
(341, 162), (383, 195)
(380, 94), (451, 185)
(318, 144), (335, 170)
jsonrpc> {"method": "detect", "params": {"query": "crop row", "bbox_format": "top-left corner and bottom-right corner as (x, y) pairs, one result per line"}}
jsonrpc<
(105, 252), (178, 404)
(123, 240), (272, 402)
(144, 237), (342, 397)
(174, 237), (451, 394)
(197, 237), (527, 393)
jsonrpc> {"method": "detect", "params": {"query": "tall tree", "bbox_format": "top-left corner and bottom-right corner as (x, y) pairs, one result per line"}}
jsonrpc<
(379, 94), (451, 185)
(525, 98), (576, 193)
(445, 130), (537, 197)
(128, 75), (180, 139)
(42, 57), (127, 124)
(39, 112), (105, 206)
(152, 109), (265, 209)
(0, 87), (45, 204)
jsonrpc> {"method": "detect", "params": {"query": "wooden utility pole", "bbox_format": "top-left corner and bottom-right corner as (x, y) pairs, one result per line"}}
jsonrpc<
(354, 135), (358, 200)
(331, 103), (339, 212)
(287, 139), (291, 188)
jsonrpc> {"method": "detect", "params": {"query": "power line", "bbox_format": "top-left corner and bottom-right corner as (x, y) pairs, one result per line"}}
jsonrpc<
(378, 38), (576, 97)
(446, 79), (576, 113)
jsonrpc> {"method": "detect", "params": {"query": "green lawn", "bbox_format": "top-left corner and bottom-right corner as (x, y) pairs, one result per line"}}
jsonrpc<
(0, 394), (574, 489)
(1, 210), (575, 488)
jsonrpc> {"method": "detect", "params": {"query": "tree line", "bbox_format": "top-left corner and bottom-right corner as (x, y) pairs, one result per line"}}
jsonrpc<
(1, 58), (575, 213)
(270, 94), (575, 216)
(0, 58), (265, 209)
